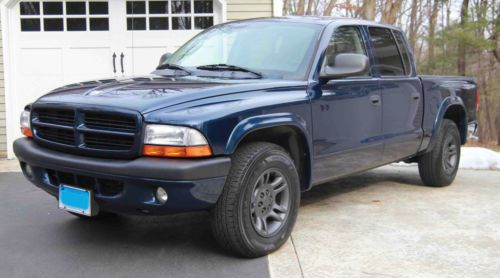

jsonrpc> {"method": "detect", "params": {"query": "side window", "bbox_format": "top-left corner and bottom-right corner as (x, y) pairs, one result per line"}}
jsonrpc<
(393, 31), (412, 75)
(368, 27), (404, 76)
(324, 26), (368, 75)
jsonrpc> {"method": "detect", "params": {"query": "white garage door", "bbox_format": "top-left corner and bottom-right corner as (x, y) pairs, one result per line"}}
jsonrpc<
(6, 0), (223, 157)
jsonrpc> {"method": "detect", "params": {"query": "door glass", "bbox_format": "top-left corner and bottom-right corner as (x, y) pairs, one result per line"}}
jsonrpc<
(324, 26), (368, 75)
(392, 31), (412, 76)
(368, 27), (404, 76)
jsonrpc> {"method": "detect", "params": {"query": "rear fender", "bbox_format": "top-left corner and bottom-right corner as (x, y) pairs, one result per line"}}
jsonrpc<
(427, 96), (467, 152)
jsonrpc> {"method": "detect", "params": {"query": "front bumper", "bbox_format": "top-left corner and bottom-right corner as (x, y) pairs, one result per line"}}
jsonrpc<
(14, 138), (231, 215)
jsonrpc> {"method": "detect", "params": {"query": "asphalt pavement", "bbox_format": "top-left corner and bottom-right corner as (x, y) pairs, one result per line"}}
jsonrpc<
(0, 172), (269, 278)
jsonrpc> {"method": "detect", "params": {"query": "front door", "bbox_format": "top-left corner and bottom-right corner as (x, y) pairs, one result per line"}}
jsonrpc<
(311, 26), (383, 184)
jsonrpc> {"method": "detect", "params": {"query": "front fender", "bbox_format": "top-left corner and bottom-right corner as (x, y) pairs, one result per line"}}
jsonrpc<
(224, 113), (310, 155)
(426, 96), (467, 152)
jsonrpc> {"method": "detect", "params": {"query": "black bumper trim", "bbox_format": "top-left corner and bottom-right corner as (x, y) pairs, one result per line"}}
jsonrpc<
(14, 138), (231, 180)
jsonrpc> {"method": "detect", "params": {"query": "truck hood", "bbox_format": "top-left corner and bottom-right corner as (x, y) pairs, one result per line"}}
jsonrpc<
(36, 75), (305, 114)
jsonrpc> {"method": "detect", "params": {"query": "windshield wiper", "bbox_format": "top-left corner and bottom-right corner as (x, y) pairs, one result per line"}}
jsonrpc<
(196, 64), (262, 78)
(156, 63), (192, 75)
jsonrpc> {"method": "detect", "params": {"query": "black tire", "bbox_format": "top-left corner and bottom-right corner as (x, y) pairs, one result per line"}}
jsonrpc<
(211, 142), (301, 258)
(418, 119), (461, 187)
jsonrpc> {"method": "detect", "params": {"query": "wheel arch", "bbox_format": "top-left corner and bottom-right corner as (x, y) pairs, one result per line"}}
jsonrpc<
(427, 97), (467, 152)
(225, 113), (313, 191)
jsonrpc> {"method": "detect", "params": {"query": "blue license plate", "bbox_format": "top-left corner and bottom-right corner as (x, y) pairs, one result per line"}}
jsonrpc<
(59, 185), (92, 216)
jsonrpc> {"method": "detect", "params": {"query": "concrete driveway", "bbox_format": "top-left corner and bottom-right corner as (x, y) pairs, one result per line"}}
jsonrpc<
(1, 159), (499, 277)
(270, 166), (500, 278)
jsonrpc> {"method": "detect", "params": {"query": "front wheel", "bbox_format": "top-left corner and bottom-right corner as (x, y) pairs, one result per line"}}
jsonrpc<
(418, 119), (461, 187)
(211, 142), (301, 258)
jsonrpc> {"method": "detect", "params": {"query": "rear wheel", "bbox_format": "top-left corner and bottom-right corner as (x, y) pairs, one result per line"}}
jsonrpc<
(211, 142), (300, 258)
(418, 119), (461, 187)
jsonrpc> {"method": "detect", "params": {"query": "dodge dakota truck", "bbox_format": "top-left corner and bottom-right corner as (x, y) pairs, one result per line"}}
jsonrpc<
(14, 17), (478, 258)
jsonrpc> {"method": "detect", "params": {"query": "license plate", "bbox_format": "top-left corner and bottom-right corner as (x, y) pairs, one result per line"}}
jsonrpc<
(59, 185), (92, 216)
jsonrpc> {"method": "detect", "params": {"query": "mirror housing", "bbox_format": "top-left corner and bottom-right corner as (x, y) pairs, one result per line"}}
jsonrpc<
(158, 52), (172, 66)
(319, 53), (369, 80)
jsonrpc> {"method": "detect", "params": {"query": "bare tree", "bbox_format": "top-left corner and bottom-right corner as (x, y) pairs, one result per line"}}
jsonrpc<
(324, 0), (337, 16)
(306, 0), (314, 15)
(457, 0), (469, 76)
(428, 0), (440, 63)
(283, 0), (290, 15)
(381, 0), (404, 24)
(296, 0), (306, 15)
(361, 0), (376, 20)
(408, 0), (419, 52)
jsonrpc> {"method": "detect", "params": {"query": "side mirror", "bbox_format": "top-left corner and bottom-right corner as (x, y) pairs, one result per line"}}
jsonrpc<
(158, 52), (172, 66)
(320, 53), (369, 80)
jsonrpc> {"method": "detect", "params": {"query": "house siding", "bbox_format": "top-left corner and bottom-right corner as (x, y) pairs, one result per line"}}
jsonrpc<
(226, 0), (274, 21)
(0, 18), (5, 158)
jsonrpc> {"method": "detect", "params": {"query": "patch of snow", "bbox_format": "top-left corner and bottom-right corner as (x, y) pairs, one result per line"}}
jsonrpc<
(392, 147), (500, 170)
(460, 147), (500, 170)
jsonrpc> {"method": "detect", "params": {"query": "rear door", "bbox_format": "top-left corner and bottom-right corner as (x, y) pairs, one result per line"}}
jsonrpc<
(367, 27), (424, 163)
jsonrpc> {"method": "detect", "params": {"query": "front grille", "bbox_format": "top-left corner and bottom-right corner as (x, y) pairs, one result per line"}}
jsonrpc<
(37, 126), (75, 145)
(84, 112), (136, 132)
(46, 169), (124, 196)
(31, 106), (141, 158)
(84, 133), (135, 150)
(37, 108), (75, 126)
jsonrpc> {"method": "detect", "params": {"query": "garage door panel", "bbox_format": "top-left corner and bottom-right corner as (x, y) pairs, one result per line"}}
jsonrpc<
(124, 46), (167, 76)
(19, 48), (63, 77)
(64, 47), (115, 83)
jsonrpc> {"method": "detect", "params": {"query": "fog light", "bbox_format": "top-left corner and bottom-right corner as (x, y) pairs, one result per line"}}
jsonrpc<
(25, 164), (34, 178)
(156, 187), (168, 204)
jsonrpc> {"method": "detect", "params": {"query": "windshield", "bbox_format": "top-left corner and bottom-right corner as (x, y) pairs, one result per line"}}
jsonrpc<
(164, 21), (323, 80)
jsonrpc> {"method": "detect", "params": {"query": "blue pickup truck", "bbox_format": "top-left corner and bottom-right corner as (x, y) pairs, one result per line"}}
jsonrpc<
(14, 17), (478, 257)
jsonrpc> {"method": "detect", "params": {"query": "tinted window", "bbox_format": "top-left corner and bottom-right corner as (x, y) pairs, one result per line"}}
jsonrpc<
(89, 18), (109, 30)
(150, 17), (169, 30)
(43, 2), (63, 15)
(326, 26), (366, 65)
(89, 2), (108, 14)
(66, 2), (86, 14)
(67, 18), (86, 31)
(127, 17), (146, 30)
(21, 18), (40, 31)
(20, 2), (40, 15)
(368, 27), (404, 76)
(149, 1), (169, 14)
(393, 31), (412, 75)
(127, 1), (146, 14)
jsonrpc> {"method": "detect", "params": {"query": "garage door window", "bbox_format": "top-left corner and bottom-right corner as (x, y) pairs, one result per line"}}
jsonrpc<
(19, 1), (109, 32)
(126, 0), (214, 31)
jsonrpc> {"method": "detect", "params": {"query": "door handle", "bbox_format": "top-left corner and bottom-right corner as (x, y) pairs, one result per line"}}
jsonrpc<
(120, 52), (125, 74)
(412, 92), (421, 100)
(370, 95), (381, 105)
(112, 52), (117, 74)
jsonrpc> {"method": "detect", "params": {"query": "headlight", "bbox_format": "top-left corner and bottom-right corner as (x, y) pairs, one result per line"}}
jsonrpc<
(143, 124), (212, 158)
(20, 110), (33, 137)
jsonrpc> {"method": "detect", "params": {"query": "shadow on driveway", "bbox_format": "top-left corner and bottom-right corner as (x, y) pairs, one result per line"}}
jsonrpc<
(0, 173), (269, 278)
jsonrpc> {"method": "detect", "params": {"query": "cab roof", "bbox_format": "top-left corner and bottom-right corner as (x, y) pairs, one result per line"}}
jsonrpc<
(235, 16), (403, 31)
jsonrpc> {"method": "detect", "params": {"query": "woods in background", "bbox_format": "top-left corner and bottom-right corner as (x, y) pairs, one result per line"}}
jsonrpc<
(283, 0), (500, 146)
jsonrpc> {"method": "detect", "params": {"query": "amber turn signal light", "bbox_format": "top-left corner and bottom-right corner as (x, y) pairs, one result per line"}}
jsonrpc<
(21, 127), (33, 138)
(143, 145), (212, 158)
